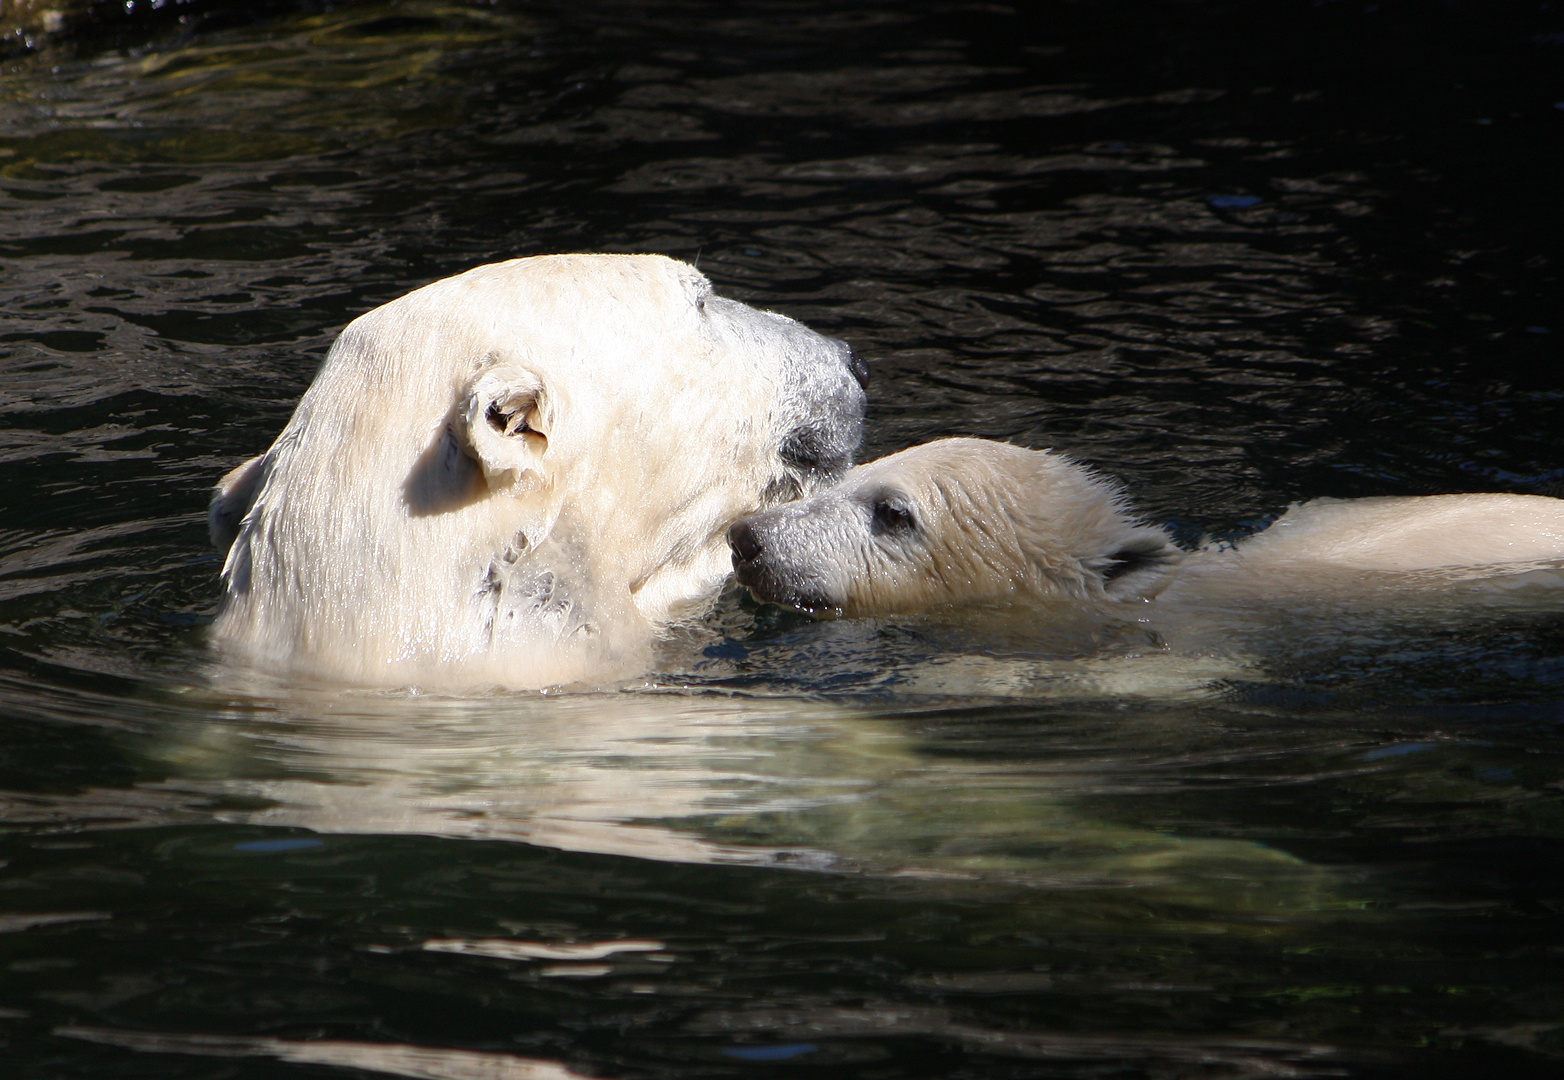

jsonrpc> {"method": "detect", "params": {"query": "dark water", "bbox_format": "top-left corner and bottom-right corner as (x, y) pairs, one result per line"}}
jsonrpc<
(3, 1), (1564, 1076)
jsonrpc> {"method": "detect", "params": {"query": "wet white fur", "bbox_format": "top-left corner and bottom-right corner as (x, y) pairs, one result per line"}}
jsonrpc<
(210, 254), (862, 688)
(733, 437), (1564, 616)
(733, 438), (1182, 615)
(1167, 492), (1564, 601)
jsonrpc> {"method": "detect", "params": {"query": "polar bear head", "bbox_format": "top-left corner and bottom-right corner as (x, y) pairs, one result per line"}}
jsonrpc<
(210, 254), (867, 687)
(728, 438), (1182, 616)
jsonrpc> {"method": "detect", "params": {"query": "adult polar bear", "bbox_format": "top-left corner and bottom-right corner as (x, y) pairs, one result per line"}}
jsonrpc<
(210, 254), (867, 687)
(728, 438), (1564, 616)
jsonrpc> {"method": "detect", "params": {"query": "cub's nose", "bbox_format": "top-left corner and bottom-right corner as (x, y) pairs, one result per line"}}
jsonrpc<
(727, 519), (764, 564)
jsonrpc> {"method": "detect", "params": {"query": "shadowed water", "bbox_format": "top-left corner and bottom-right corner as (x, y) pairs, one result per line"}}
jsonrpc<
(2, 1), (1564, 1077)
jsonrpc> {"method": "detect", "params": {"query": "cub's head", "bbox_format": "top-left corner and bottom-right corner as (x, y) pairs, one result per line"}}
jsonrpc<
(728, 438), (1181, 617)
(210, 254), (867, 686)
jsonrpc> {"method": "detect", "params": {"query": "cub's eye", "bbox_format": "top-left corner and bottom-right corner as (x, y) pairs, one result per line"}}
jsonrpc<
(871, 493), (915, 534)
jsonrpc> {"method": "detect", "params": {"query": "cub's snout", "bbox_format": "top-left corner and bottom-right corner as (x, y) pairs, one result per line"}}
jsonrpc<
(727, 511), (842, 615)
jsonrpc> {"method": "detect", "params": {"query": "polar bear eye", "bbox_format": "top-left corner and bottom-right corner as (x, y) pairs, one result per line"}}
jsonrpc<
(871, 493), (916, 535)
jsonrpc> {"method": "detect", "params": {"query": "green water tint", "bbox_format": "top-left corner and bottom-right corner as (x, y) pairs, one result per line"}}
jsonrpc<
(2, 677), (1562, 1072)
(131, 690), (1345, 926)
(1, 516), (1561, 1075)
(0, 1), (535, 171)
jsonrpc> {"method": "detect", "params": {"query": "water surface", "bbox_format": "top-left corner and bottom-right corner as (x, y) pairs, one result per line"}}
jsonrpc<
(2, 2), (1564, 1077)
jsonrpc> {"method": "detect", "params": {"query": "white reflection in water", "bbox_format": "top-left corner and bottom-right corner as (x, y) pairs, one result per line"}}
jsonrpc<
(7, 551), (1559, 928)
(158, 690), (873, 870)
(0, 911), (110, 933)
(59, 1014), (1340, 1079)
(120, 683), (1339, 920)
(422, 938), (664, 961)
(58, 1026), (597, 1080)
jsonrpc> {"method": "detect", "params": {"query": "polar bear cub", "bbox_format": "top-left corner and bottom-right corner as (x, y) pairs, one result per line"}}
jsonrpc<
(728, 438), (1183, 614)
(728, 437), (1564, 616)
(210, 254), (867, 687)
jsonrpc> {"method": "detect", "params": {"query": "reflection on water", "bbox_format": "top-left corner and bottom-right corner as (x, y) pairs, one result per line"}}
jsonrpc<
(2, 2), (537, 160)
(61, 1026), (597, 1080)
(122, 687), (1346, 920)
(2, 0), (1564, 1076)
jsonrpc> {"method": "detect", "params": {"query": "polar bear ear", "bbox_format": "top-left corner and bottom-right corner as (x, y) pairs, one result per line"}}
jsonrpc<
(462, 366), (550, 492)
(1087, 530), (1184, 601)
(209, 453), (267, 555)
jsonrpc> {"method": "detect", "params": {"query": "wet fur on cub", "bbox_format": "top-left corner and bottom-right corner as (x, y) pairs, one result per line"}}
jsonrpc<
(730, 437), (1564, 617)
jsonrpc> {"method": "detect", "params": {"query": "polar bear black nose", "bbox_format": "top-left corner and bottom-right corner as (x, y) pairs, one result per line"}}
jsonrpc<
(728, 520), (764, 563)
(847, 349), (870, 391)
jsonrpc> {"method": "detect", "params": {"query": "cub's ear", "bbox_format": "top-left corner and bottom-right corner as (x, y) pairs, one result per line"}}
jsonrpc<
(463, 366), (549, 492)
(209, 454), (267, 554)
(1087, 529), (1184, 600)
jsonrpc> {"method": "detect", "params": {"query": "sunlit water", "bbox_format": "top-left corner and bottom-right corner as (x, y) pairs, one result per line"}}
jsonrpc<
(2, 2), (1563, 1077)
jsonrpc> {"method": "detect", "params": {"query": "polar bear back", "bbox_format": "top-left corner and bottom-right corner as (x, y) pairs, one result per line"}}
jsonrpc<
(1201, 494), (1564, 569)
(1161, 493), (1564, 602)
